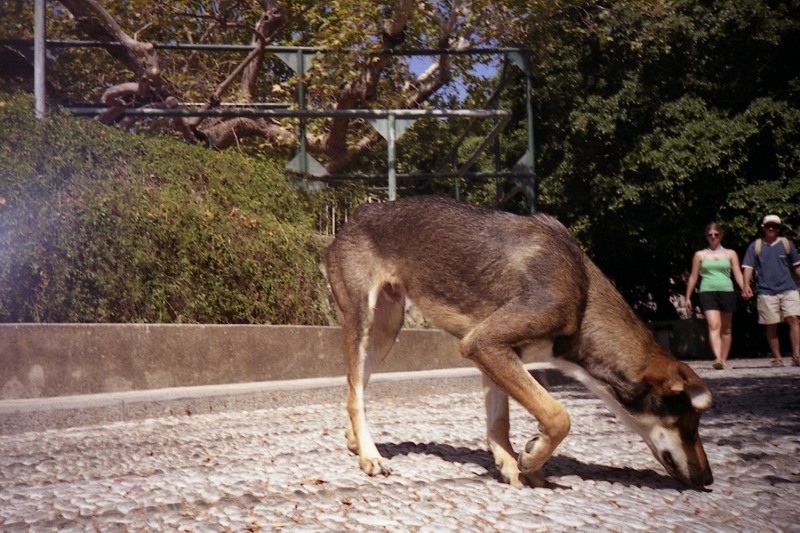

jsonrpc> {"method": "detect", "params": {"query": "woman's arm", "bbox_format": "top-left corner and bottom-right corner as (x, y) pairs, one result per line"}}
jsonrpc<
(728, 250), (745, 291)
(685, 251), (702, 311)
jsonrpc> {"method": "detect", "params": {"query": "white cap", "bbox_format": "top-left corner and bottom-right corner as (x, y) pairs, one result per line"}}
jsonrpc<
(762, 214), (781, 226)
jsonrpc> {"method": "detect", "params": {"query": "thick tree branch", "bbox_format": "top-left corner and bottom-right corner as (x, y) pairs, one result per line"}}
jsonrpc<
(56, 0), (492, 177)
(238, 1), (286, 101)
(200, 117), (288, 149)
(323, 0), (465, 172)
(59, 0), (163, 124)
(322, 0), (414, 159)
(182, 2), (287, 132)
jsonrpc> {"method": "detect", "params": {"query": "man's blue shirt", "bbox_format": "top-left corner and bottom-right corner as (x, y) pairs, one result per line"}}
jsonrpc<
(742, 239), (800, 295)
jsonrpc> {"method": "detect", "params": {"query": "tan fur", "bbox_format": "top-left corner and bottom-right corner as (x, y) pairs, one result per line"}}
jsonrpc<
(325, 197), (713, 488)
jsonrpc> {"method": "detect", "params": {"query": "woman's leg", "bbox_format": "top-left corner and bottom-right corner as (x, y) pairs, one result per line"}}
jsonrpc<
(719, 311), (733, 365)
(705, 309), (723, 363)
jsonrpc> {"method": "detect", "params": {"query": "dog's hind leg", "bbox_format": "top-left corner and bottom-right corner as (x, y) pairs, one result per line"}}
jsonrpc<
(345, 281), (405, 476)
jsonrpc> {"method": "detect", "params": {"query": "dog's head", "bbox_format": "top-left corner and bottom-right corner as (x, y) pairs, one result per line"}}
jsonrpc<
(635, 357), (713, 487)
(557, 351), (714, 487)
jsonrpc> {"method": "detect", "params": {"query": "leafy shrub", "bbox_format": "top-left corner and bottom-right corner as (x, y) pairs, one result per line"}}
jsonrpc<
(0, 92), (332, 324)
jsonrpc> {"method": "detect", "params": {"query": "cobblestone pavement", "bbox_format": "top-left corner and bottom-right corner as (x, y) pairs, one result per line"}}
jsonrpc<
(1, 360), (798, 532)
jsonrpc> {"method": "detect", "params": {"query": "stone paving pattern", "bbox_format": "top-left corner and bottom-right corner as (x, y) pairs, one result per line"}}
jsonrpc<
(0, 360), (798, 532)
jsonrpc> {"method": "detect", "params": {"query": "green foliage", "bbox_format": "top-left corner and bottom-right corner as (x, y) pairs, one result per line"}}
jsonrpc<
(4, 0), (799, 323)
(0, 92), (331, 324)
(519, 0), (800, 317)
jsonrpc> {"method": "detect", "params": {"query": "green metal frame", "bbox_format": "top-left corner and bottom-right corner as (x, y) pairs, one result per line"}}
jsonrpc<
(10, 28), (537, 210)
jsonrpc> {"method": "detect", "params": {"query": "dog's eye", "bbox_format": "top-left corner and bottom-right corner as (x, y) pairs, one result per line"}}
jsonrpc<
(662, 450), (677, 472)
(663, 393), (693, 416)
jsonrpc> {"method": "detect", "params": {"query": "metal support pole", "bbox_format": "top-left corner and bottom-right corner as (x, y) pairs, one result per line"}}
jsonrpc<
(34, 0), (46, 118)
(453, 151), (460, 201)
(495, 137), (502, 204)
(524, 51), (536, 213)
(387, 113), (397, 201)
(296, 49), (307, 175)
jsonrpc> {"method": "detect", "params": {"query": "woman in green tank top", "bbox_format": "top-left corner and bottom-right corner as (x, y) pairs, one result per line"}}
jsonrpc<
(685, 223), (745, 369)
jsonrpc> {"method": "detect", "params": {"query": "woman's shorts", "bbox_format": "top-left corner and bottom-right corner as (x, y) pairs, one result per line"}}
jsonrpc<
(698, 291), (737, 313)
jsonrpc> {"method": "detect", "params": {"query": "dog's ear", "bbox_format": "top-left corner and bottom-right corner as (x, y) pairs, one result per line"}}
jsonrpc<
(640, 358), (713, 412)
(678, 363), (713, 412)
(685, 380), (713, 412)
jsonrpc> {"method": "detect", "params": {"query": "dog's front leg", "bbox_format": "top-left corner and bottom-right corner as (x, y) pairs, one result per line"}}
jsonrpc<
(463, 318), (570, 485)
(482, 376), (548, 488)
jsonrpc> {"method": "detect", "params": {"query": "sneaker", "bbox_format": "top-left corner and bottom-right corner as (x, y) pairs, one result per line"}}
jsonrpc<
(771, 359), (785, 367)
(712, 361), (724, 370)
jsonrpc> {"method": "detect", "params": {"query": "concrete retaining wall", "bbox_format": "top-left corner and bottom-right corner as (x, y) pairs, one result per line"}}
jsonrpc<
(0, 320), (717, 402)
(0, 324), (468, 400)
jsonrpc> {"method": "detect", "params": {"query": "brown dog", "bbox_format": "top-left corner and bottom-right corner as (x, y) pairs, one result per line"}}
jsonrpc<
(325, 196), (713, 488)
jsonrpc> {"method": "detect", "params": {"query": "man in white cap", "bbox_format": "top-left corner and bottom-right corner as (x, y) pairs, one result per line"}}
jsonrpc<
(742, 215), (800, 366)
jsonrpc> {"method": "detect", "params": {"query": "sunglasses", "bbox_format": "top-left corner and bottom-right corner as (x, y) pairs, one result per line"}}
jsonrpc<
(764, 224), (780, 229)
(706, 232), (720, 237)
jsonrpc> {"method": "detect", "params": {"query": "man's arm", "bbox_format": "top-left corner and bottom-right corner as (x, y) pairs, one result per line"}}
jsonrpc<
(742, 267), (754, 299)
(741, 242), (756, 299)
(788, 241), (800, 281)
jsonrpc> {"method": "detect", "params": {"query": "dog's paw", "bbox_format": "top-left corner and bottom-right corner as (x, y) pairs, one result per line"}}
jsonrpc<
(499, 462), (546, 489)
(504, 473), (525, 489)
(495, 457), (524, 488)
(359, 456), (392, 477)
(346, 437), (359, 455)
(519, 470), (547, 488)
(518, 436), (551, 473)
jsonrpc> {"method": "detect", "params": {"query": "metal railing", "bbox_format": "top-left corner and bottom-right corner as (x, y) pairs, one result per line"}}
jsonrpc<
(10, 1), (536, 208)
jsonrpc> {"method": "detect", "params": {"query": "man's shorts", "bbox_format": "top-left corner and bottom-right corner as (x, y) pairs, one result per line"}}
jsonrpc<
(757, 290), (800, 325)
(698, 291), (737, 313)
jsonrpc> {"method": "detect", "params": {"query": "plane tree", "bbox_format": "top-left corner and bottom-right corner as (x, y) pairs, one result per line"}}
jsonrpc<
(2, 0), (543, 174)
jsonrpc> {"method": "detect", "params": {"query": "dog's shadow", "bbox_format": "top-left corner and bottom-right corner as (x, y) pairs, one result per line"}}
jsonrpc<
(377, 441), (694, 491)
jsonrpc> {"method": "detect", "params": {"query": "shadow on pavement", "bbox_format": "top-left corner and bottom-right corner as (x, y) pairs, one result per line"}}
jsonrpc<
(370, 372), (798, 492)
(377, 441), (695, 491)
(704, 376), (800, 432)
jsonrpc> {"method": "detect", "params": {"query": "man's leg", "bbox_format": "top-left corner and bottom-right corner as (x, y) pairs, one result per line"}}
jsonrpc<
(765, 323), (783, 364)
(779, 291), (800, 365)
(786, 315), (800, 364)
(759, 295), (783, 365)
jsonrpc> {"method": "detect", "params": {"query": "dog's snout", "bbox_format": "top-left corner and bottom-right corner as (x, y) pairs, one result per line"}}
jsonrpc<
(689, 464), (713, 487)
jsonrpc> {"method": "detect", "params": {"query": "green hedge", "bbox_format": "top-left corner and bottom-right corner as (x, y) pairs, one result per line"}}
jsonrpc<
(0, 92), (332, 324)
